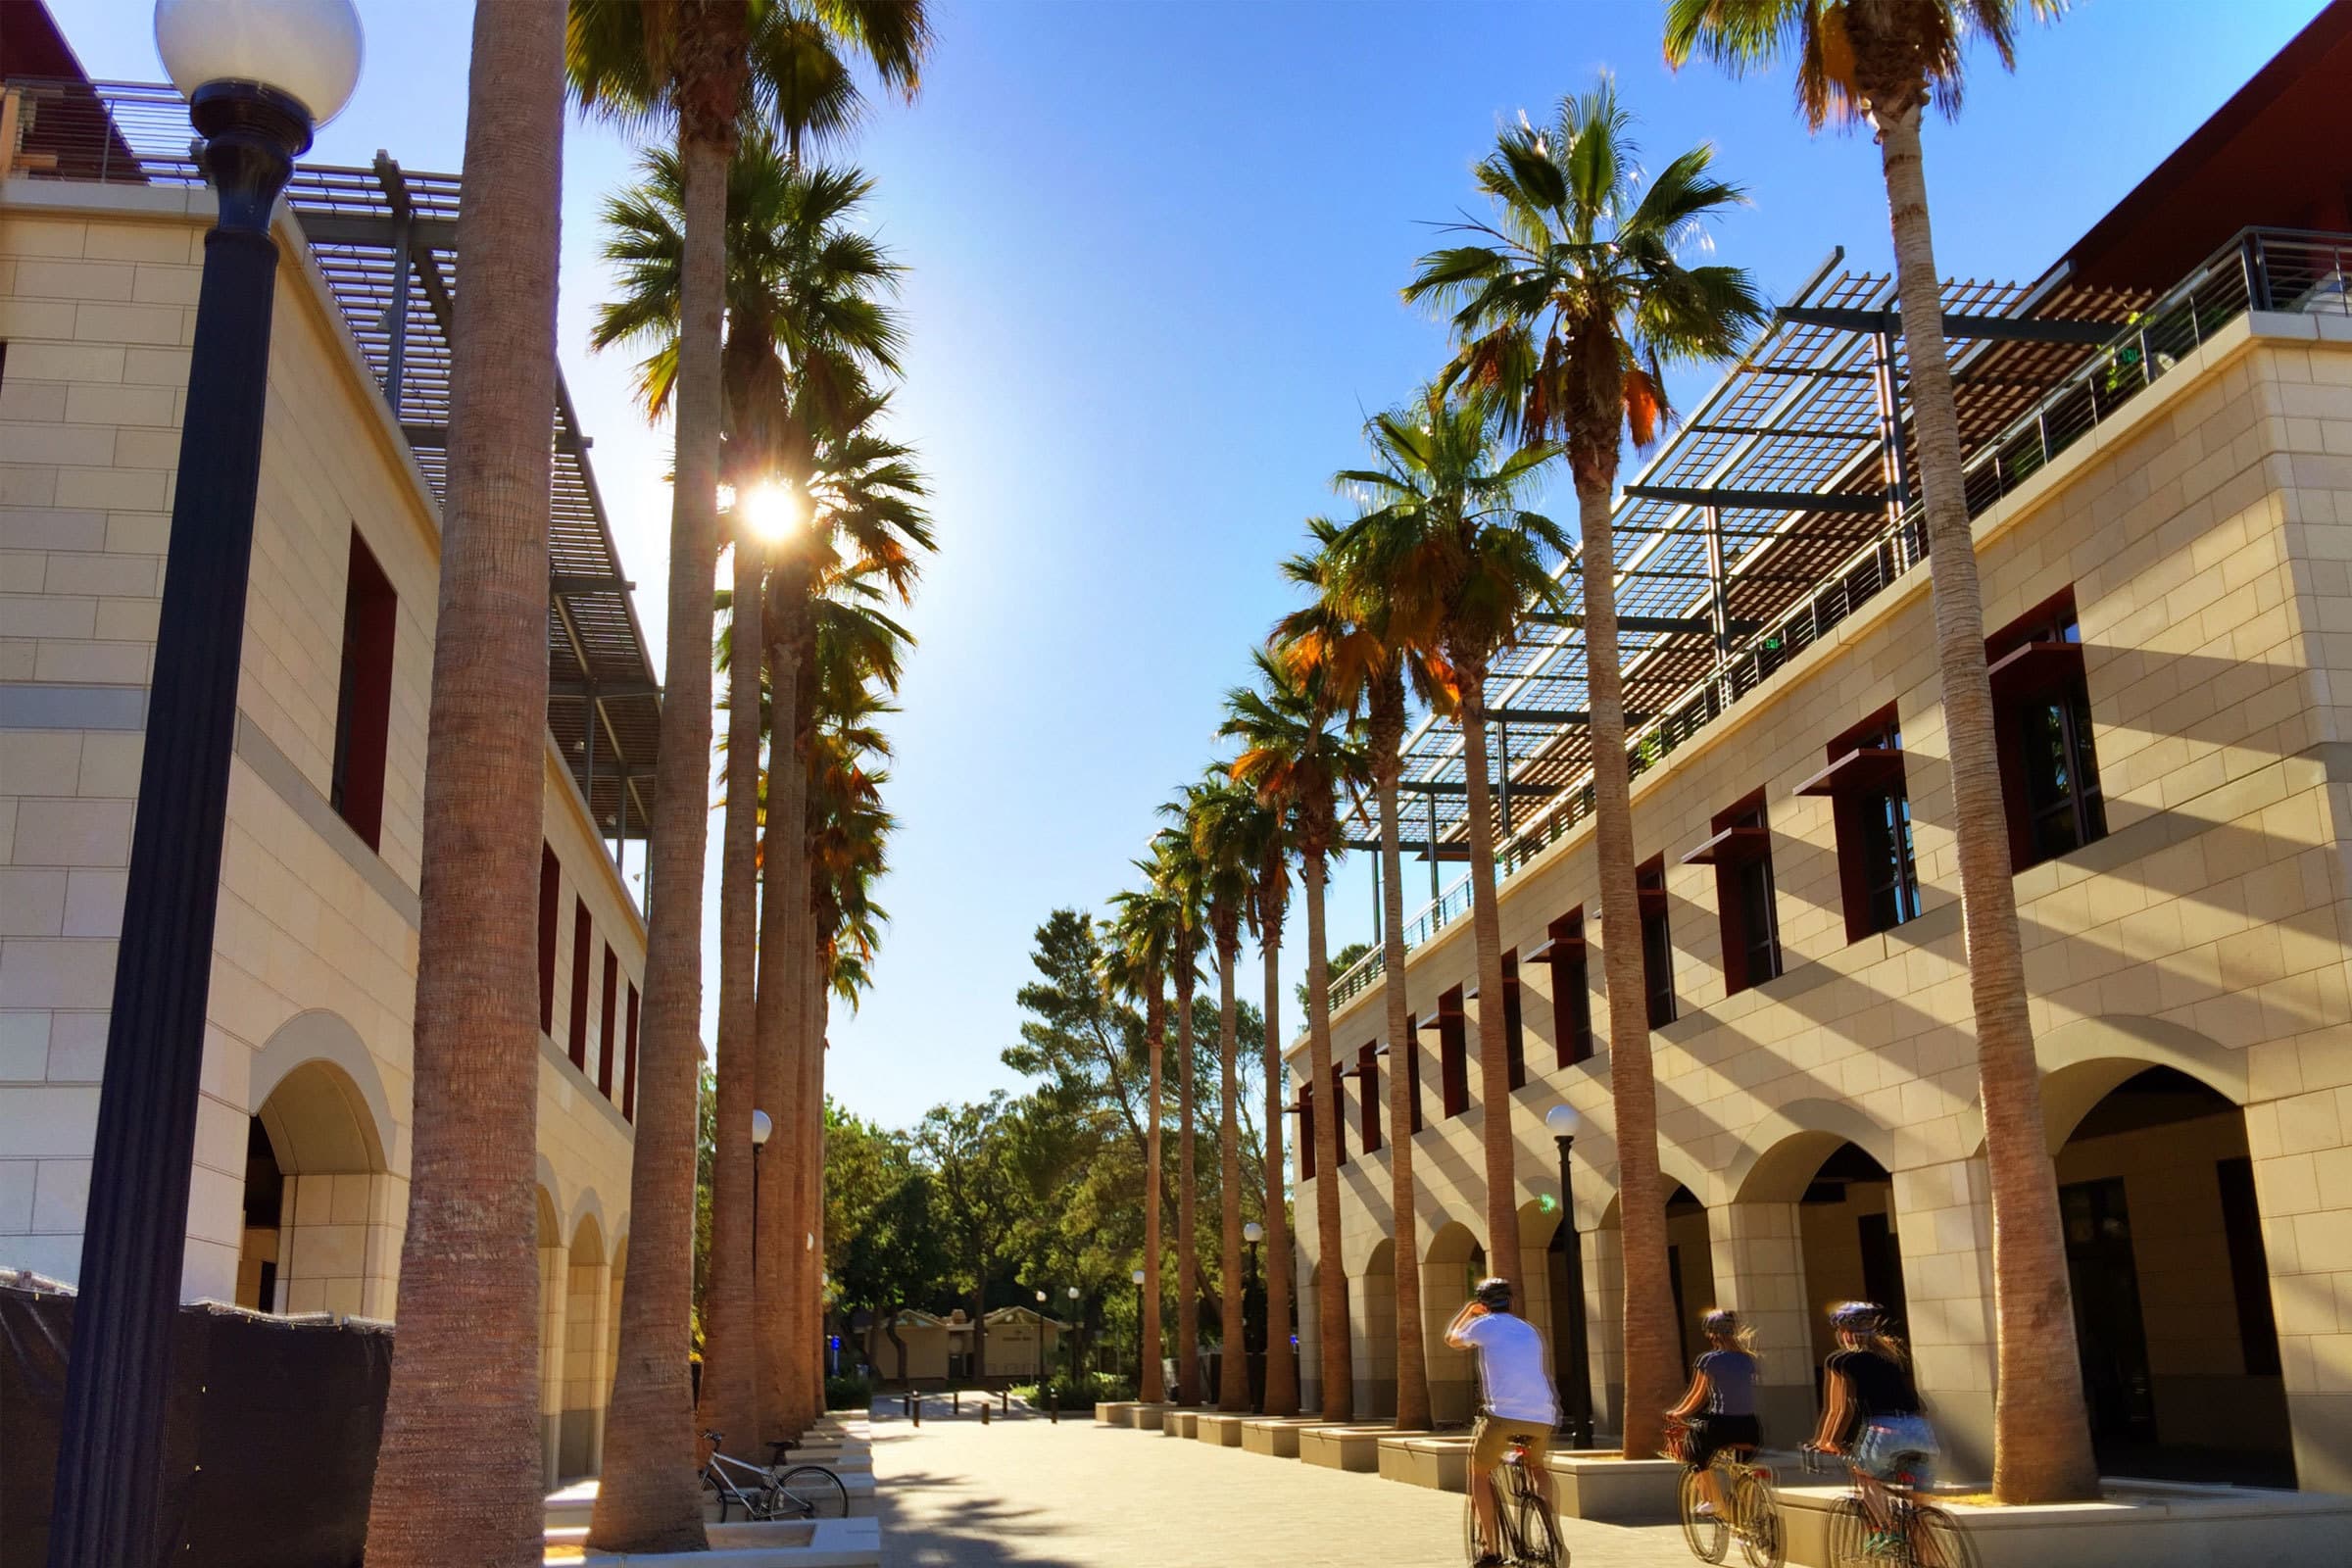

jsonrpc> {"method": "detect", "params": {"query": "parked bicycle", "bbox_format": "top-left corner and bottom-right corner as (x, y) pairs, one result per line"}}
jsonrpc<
(1801, 1446), (1973, 1568)
(1664, 1417), (1782, 1568)
(1461, 1436), (1565, 1568)
(699, 1431), (850, 1523)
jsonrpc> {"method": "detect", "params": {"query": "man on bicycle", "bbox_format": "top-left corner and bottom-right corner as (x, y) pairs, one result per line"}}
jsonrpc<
(1446, 1277), (1559, 1568)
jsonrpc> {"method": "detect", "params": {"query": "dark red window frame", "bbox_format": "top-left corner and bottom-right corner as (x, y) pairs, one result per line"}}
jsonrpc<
(1357, 1042), (1382, 1153)
(1501, 952), (1525, 1090)
(1402, 1015), (1425, 1134)
(1542, 909), (1592, 1067)
(1330, 1059), (1349, 1164)
(567, 897), (592, 1071)
(537, 844), (560, 1035)
(1690, 791), (1782, 996)
(330, 529), (397, 852)
(622, 983), (641, 1120)
(1638, 858), (1676, 1028)
(1803, 704), (1922, 943)
(1436, 986), (1469, 1117)
(1298, 1080), (1316, 1180)
(1987, 589), (2105, 872)
(598, 944), (619, 1096)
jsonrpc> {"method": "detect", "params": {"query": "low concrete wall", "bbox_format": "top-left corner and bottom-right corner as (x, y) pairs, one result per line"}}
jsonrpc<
(1377, 1435), (1471, 1492)
(1162, 1410), (1200, 1439)
(1126, 1402), (1175, 1431)
(1094, 1401), (1137, 1424)
(1779, 1480), (2352, 1568)
(1300, 1425), (1420, 1473)
(1548, 1453), (1684, 1525)
(1241, 1417), (1335, 1457)
(1195, 1413), (1250, 1446)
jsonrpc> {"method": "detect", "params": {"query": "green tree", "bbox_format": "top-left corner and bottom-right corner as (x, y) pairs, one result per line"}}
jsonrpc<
(1148, 819), (1210, 1402)
(1662, 0), (2093, 1500)
(1402, 80), (1764, 1458)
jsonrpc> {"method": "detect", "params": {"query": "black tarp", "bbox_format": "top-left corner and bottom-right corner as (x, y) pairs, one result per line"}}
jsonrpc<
(2, 1280), (391, 1567)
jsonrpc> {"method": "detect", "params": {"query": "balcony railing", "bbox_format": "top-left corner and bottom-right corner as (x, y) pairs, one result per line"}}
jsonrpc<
(1329, 225), (2348, 1010)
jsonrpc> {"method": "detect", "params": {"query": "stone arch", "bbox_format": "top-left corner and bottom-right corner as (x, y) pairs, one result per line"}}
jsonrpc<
(238, 1036), (397, 1317)
(1594, 1143), (1712, 1230)
(1354, 1238), (1399, 1418)
(1727, 1099), (1902, 1204)
(2029, 1015), (2247, 1153)
(560, 1209), (611, 1478)
(1419, 1221), (1487, 1425)
(535, 1152), (564, 1228)
(568, 1187), (609, 1250)
(249, 1010), (394, 1175)
(536, 1184), (567, 1487)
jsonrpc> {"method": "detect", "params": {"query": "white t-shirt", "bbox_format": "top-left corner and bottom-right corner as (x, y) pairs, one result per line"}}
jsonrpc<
(1458, 1311), (1560, 1427)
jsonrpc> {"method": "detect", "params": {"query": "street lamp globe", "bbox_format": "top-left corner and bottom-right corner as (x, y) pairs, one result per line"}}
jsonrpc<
(1545, 1102), (1584, 1139)
(155, 0), (364, 128)
(1131, 1268), (1147, 1285)
(750, 1108), (773, 1148)
(1243, 1221), (1263, 1244)
(1035, 1289), (1047, 1303)
(1067, 1286), (1080, 1300)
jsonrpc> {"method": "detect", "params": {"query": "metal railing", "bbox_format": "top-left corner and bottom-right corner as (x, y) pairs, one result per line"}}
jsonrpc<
(2, 77), (201, 186)
(1329, 225), (2348, 1010)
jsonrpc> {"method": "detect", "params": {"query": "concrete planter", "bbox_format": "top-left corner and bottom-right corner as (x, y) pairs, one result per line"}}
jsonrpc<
(1194, 1413), (1251, 1446)
(1376, 1434), (1472, 1492)
(1546, 1451), (1685, 1525)
(1241, 1417), (1341, 1457)
(1126, 1401), (1177, 1431)
(1162, 1409), (1200, 1439)
(1777, 1479), (2352, 1568)
(1093, 1401), (1136, 1424)
(1300, 1425), (1426, 1473)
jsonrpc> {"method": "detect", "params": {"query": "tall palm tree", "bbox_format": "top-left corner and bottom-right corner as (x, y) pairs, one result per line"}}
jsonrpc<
(1663, 0), (2093, 1501)
(1225, 647), (1370, 1423)
(1106, 875), (1183, 1404)
(1186, 770), (1269, 1412)
(1403, 82), (1764, 1460)
(365, 7), (564, 1564)
(1277, 523), (1452, 1432)
(1328, 388), (1568, 1309)
(1150, 821), (1209, 1403)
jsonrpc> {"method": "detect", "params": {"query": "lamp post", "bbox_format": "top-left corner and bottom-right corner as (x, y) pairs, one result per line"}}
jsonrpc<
(1243, 1220), (1264, 1411)
(1034, 1289), (1048, 1385)
(1131, 1267), (1148, 1392)
(751, 1107), (773, 1274)
(1546, 1102), (1594, 1447)
(1065, 1285), (1081, 1380)
(47, 7), (361, 1565)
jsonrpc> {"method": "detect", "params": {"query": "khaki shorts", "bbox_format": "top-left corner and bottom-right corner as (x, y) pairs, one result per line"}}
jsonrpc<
(1470, 1415), (1553, 1471)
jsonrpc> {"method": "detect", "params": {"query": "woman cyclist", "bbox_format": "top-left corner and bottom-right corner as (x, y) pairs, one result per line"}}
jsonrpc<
(1666, 1307), (1762, 1519)
(1809, 1301), (1936, 1554)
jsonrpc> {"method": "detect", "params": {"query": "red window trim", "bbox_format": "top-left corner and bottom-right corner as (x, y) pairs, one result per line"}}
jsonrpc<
(567, 897), (592, 1070)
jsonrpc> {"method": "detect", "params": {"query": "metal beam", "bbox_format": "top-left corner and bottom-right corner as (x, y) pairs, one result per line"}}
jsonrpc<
(402, 421), (587, 455)
(1775, 305), (2123, 345)
(298, 211), (462, 251)
(1623, 484), (1886, 514)
(1395, 778), (1562, 799)
(550, 678), (662, 699)
(1485, 707), (1652, 726)
(1522, 612), (1761, 636)
(551, 573), (635, 595)
(1343, 838), (1471, 858)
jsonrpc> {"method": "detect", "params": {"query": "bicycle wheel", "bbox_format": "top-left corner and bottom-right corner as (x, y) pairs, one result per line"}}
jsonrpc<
(1733, 1470), (1782, 1568)
(1824, 1495), (1873, 1568)
(1510, 1469), (1565, 1568)
(1679, 1467), (1729, 1564)
(772, 1465), (850, 1519)
(1903, 1503), (1976, 1568)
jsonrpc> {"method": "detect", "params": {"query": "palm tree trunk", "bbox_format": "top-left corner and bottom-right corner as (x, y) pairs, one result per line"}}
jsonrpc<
(1175, 962), (1200, 1404)
(1302, 848), (1352, 1420)
(1874, 100), (2097, 1503)
(1257, 873), (1299, 1417)
(1454, 668), (1521, 1277)
(590, 89), (734, 1560)
(1574, 474), (1678, 1463)
(1215, 925), (1250, 1410)
(1142, 980), (1167, 1403)
(1374, 719), (1431, 1432)
(698, 536), (763, 1453)
(754, 614), (807, 1442)
(792, 941), (826, 1422)
(364, 7), (562, 1561)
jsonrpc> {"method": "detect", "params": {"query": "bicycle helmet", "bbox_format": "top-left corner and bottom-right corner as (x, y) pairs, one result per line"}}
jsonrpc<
(1701, 1307), (1741, 1337)
(1474, 1276), (1514, 1310)
(1830, 1300), (1885, 1334)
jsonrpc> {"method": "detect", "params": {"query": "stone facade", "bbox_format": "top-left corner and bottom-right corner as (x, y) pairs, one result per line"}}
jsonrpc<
(1287, 310), (2352, 1494)
(0, 184), (643, 1484)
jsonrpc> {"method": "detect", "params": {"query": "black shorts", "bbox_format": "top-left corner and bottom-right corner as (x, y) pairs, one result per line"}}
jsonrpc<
(1686, 1413), (1761, 1468)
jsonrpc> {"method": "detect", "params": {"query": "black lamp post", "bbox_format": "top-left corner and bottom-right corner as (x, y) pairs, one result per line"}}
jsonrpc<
(751, 1107), (773, 1271)
(1546, 1102), (1594, 1447)
(46, 7), (361, 1566)
(1242, 1220), (1263, 1410)
(1034, 1289), (1048, 1385)
(1065, 1285), (1080, 1381)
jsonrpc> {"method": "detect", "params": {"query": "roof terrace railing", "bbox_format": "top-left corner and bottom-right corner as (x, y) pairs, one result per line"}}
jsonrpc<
(1329, 224), (2349, 1010)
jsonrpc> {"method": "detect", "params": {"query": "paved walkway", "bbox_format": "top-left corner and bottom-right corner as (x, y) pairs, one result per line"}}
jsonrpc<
(871, 1402), (1693, 1568)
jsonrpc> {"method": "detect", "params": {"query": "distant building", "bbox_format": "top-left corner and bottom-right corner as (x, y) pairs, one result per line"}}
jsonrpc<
(863, 1306), (1069, 1388)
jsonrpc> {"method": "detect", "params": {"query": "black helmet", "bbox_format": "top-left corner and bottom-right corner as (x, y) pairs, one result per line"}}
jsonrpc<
(1702, 1308), (1741, 1337)
(1830, 1300), (1885, 1334)
(1474, 1277), (1514, 1310)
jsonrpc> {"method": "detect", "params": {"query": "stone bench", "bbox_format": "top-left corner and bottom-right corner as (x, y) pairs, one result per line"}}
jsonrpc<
(1242, 1416), (1343, 1458)
(1127, 1401), (1177, 1431)
(1544, 1451), (1683, 1523)
(1162, 1409), (1200, 1439)
(1299, 1425), (1423, 1473)
(1094, 1401), (1137, 1424)
(1194, 1413), (1250, 1447)
(1376, 1434), (1472, 1492)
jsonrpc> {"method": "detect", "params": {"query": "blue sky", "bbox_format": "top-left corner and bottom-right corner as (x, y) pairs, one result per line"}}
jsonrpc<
(65, 0), (2326, 1129)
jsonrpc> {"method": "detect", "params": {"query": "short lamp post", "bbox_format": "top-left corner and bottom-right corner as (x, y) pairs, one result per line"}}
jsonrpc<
(1131, 1267), (1148, 1391)
(47, 6), (362, 1566)
(1547, 1102), (1594, 1448)
(1242, 1220), (1264, 1410)
(751, 1108), (773, 1272)
(1034, 1289), (1048, 1384)
(1065, 1285), (1080, 1380)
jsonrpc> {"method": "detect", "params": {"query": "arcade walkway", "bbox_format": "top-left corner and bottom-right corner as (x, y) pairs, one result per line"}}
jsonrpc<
(872, 1401), (1691, 1568)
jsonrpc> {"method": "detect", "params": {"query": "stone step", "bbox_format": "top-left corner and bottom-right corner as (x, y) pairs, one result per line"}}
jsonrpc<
(542, 1516), (879, 1567)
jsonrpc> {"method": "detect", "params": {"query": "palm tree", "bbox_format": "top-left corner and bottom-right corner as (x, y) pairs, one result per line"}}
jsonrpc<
(1662, 0), (2094, 1501)
(1402, 82), (1764, 1461)
(1225, 647), (1370, 1424)
(1185, 769), (1269, 1412)
(1106, 875), (1183, 1405)
(1276, 523), (1452, 1432)
(364, 7), (564, 1565)
(1328, 388), (1568, 1312)
(1150, 820), (1209, 1403)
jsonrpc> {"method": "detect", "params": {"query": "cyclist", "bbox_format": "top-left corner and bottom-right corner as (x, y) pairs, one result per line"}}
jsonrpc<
(1446, 1277), (1559, 1568)
(1666, 1306), (1762, 1519)
(1809, 1300), (1936, 1556)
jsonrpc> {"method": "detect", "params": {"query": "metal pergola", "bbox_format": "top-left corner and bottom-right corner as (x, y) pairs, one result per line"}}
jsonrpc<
(1339, 247), (2150, 985)
(14, 79), (663, 883)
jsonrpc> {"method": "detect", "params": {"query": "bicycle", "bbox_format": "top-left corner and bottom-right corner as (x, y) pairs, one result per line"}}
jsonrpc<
(1663, 1419), (1782, 1568)
(698, 1430), (851, 1523)
(1461, 1435), (1565, 1568)
(1801, 1446), (1974, 1568)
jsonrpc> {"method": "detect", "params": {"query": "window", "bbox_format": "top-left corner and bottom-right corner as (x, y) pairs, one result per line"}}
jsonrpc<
(598, 945), (619, 1097)
(1331, 1059), (1349, 1164)
(1802, 706), (1922, 942)
(1402, 1015), (1425, 1134)
(537, 844), (560, 1034)
(1298, 1081), (1316, 1180)
(1435, 986), (1469, 1117)
(622, 983), (640, 1121)
(1987, 592), (2106, 871)
(1639, 858), (1675, 1028)
(1501, 952), (1526, 1091)
(330, 530), (397, 851)
(568, 897), (592, 1070)
(1357, 1043), (1382, 1153)
(1541, 910), (1592, 1067)
(1688, 793), (1781, 995)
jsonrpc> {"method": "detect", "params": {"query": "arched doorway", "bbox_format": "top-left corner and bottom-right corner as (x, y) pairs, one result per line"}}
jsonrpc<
(1593, 1178), (1719, 1437)
(235, 1051), (394, 1317)
(559, 1210), (609, 1480)
(1355, 1239), (1396, 1418)
(1421, 1222), (1484, 1425)
(535, 1186), (565, 1489)
(2050, 1066), (2288, 1485)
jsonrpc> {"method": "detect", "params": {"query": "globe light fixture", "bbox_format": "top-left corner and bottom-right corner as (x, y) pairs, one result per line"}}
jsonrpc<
(751, 1108), (774, 1148)
(1067, 1286), (1080, 1300)
(1546, 1100), (1594, 1446)
(1243, 1221), (1264, 1244)
(1544, 1102), (1583, 1139)
(1132, 1268), (1147, 1286)
(48, 10), (368, 1564)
